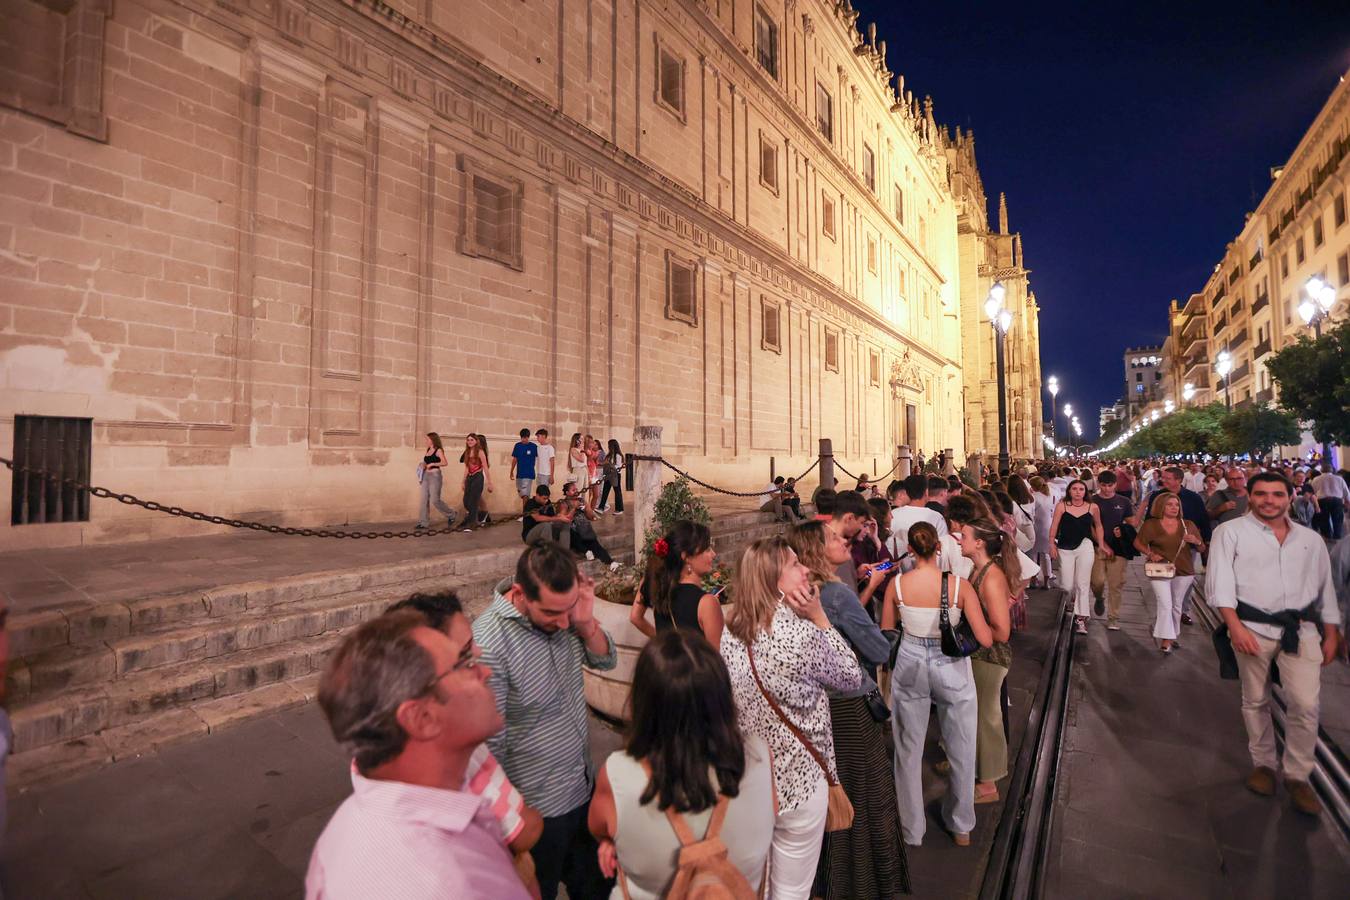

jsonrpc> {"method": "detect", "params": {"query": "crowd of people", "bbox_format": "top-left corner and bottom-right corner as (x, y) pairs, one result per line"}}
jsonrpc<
(307, 451), (1348, 899)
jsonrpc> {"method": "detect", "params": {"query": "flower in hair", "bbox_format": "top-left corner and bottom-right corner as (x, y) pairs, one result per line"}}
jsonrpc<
(653, 538), (669, 558)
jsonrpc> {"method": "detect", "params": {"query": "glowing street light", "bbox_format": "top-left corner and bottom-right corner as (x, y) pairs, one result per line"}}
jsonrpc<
(1046, 375), (1060, 454)
(1182, 382), (1196, 403)
(985, 282), (1013, 475)
(1164, 399), (1175, 414)
(1215, 350), (1233, 409)
(1299, 274), (1338, 337)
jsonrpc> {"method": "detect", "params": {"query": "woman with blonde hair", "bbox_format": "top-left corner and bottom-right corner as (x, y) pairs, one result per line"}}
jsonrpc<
(786, 521), (909, 898)
(720, 536), (862, 900)
(1133, 491), (1205, 653)
(956, 516), (1017, 805)
(881, 522), (992, 846)
(567, 432), (588, 493)
(415, 432), (457, 530)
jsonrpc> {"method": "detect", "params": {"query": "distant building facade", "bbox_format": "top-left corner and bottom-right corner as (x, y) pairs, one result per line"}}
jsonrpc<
(1, 0), (1042, 547)
(1122, 345), (1164, 421)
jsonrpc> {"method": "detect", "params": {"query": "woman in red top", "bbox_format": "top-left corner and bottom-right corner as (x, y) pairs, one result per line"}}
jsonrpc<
(585, 435), (603, 512)
(459, 433), (493, 531)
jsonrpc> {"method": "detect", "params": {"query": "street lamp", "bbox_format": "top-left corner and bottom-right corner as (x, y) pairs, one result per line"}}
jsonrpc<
(1046, 375), (1060, 447)
(1299, 274), (1337, 337)
(1164, 399), (1175, 414)
(1182, 382), (1195, 404)
(1214, 350), (1233, 409)
(985, 281), (1013, 476)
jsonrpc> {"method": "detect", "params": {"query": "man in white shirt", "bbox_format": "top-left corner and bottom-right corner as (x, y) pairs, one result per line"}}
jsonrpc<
(1183, 462), (1206, 494)
(534, 429), (555, 490)
(888, 473), (947, 563)
(1048, 468), (1070, 505)
(1206, 471), (1342, 817)
(1311, 465), (1348, 540)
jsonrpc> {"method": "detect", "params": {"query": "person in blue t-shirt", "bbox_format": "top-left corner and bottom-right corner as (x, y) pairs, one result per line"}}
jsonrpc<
(510, 429), (539, 517)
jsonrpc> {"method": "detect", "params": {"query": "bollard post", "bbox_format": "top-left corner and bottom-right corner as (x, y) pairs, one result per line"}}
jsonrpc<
(818, 438), (835, 494)
(965, 452), (983, 486)
(633, 425), (663, 557)
(942, 448), (957, 477)
(898, 445), (912, 478)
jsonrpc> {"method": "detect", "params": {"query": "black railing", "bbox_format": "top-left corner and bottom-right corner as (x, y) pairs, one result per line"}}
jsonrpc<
(1254, 338), (1272, 358)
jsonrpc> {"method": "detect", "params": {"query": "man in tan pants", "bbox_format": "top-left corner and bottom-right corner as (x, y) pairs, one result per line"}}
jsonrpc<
(1207, 471), (1342, 816)
(1089, 470), (1134, 630)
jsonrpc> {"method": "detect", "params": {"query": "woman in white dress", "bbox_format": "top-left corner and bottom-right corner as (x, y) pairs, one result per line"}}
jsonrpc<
(1027, 476), (1055, 589)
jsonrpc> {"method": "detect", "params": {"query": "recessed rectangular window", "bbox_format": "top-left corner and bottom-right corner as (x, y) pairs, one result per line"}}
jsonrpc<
(1335, 193), (1346, 227)
(1313, 215), (1324, 247)
(1339, 252), (1349, 286)
(665, 252), (698, 325)
(820, 191), (835, 240)
(824, 328), (839, 372)
(753, 5), (778, 79)
(759, 131), (778, 195)
(869, 349), (881, 387)
(867, 235), (878, 274)
(761, 297), (781, 353)
(815, 82), (832, 141)
(1296, 236), (1305, 264)
(655, 38), (685, 119)
(12, 415), (91, 525)
(460, 158), (524, 271)
(861, 143), (875, 192)
(894, 184), (904, 224)
(1281, 253), (1289, 278)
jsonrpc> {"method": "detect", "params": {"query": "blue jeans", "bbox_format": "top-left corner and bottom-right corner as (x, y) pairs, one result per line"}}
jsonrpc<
(889, 635), (978, 844)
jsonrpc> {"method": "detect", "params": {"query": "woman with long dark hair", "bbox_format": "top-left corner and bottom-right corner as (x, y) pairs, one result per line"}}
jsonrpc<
(1050, 479), (1104, 635)
(589, 629), (774, 897)
(458, 433), (493, 532)
(630, 520), (724, 649)
(598, 438), (625, 514)
(415, 432), (457, 530)
(788, 521), (910, 899)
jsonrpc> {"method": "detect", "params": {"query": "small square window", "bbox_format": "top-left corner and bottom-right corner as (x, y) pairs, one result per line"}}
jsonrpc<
(1335, 193), (1346, 227)
(761, 297), (781, 353)
(861, 143), (875, 192)
(894, 184), (904, 225)
(868, 349), (881, 387)
(1313, 215), (1324, 247)
(821, 191), (835, 240)
(753, 5), (778, 79)
(460, 157), (524, 271)
(867, 236), (878, 274)
(824, 328), (839, 373)
(665, 251), (698, 326)
(654, 38), (686, 119)
(815, 82), (833, 142)
(759, 131), (778, 195)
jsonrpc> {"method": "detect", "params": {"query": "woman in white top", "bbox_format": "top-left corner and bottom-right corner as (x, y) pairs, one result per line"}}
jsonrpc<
(1027, 476), (1056, 589)
(881, 522), (993, 846)
(719, 536), (862, 900)
(568, 431), (589, 491)
(590, 629), (774, 899)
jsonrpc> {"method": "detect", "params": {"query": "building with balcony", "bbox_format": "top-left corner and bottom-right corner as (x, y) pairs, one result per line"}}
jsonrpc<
(1123, 345), (1164, 421)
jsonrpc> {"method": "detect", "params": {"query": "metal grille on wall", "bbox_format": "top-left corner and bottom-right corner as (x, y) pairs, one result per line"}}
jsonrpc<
(11, 416), (91, 525)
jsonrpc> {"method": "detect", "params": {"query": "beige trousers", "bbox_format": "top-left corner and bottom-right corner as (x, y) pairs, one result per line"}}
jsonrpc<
(1090, 554), (1128, 619)
(971, 658), (1009, 783)
(1233, 629), (1322, 780)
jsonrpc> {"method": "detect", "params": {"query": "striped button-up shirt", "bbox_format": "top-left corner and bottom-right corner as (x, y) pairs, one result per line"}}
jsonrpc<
(305, 770), (529, 900)
(473, 582), (617, 818)
(1206, 513), (1341, 642)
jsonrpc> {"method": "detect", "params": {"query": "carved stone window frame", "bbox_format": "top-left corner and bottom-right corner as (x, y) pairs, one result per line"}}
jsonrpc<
(815, 81), (833, 142)
(0, 0), (110, 142)
(665, 250), (699, 326)
(653, 33), (687, 123)
(824, 326), (839, 373)
(869, 348), (882, 387)
(867, 234), (878, 274)
(862, 143), (876, 193)
(758, 130), (779, 196)
(760, 295), (781, 354)
(753, 4), (780, 81)
(458, 155), (524, 271)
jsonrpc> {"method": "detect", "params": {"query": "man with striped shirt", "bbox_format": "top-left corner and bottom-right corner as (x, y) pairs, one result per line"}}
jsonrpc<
(474, 542), (618, 900)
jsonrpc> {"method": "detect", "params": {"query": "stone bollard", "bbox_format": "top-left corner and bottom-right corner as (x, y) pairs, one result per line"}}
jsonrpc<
(818, 438), (835, 493)
(632, 425), (663, 557)
(942, 448), (957, 477)
(898, 445), (912, 479)
(965, 452), (983, 485)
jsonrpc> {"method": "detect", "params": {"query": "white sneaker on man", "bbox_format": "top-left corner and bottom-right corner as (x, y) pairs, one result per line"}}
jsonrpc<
(609, 561), (621, 572)
(585, 551), (595, 561)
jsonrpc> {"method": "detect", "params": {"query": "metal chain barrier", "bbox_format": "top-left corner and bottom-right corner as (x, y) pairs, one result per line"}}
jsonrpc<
(627, 454), (820, 498)
(2, 457), (461, 538)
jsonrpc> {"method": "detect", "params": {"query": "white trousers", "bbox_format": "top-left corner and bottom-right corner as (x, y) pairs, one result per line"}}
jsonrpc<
(1149, 574), (1194, 640)
(767, 774), (828, 900)
(1059, 540), (1095, 617)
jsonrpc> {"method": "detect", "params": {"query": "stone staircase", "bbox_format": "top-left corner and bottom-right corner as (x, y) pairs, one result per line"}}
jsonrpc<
(7, 508), (790, 786)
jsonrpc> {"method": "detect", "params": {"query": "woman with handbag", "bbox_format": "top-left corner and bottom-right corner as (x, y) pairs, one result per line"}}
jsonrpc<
(956, 517), (1017, 806)
(1133, 491), (1205, 653)
(880, 522), (993, 847)
(1050, 480), (1105, 635)
(720, 536), (863, 900)
(589, 629), (774, 899)
(786, 521), (911, 900)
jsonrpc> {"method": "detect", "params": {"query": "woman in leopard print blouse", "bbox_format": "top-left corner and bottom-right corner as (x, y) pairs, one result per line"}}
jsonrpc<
(720, 536), (862, 900)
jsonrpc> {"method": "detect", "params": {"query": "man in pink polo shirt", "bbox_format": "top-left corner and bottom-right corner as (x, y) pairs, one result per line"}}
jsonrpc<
(306, 610), (531, 900)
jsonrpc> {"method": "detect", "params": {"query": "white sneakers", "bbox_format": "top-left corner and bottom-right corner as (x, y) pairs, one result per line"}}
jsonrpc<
(609, 561), (621, 572)
(585, 551), (595, 560)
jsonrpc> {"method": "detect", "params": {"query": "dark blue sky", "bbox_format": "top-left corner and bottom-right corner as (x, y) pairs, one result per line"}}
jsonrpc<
(852, 1), (1350, 438)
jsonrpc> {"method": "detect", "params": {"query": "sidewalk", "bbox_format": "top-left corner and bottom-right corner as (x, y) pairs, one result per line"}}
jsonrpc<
(1043, 557), (1350, 899)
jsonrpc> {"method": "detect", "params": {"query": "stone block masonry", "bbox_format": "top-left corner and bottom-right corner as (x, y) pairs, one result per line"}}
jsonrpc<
(0, 0), (1043, 549)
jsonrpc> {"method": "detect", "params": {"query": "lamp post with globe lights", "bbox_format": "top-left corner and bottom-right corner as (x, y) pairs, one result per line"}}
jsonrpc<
(985, 282), (1014, 475)
(1215, 350), (1233, 409)
(1299, 274), (1337, 337)
(1182, 382), (1196, 404)
(1046, 375), (1060, 449)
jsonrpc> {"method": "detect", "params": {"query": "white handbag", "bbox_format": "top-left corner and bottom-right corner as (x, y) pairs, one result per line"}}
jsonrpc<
(1145, 531), (1187, 579)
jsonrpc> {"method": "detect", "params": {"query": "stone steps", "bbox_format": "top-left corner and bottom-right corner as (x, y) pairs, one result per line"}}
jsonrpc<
(9, 509), (789, 786)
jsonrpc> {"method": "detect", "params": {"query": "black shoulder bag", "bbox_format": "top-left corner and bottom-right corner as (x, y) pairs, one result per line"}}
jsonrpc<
(940, 573), (981, 658)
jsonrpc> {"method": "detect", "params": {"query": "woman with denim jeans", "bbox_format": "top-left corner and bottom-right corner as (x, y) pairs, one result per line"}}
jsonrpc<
(415, 432), (457, 530)
(881, 522), (992, 846)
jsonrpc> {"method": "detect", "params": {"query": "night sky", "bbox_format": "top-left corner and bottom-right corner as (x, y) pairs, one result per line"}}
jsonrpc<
(852, 1), (1350, 439)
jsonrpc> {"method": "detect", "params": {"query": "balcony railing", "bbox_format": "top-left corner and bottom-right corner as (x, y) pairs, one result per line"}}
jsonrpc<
(1212, 315), (1228, 332)
(1227, 362), (1251, 383)
(1254, 337), (1272, 358)
(1231, 328), (1248, 347)
(1251, 293), (1269, 314)
(1255, 387), (1274, 405)
(1249, 249), (1263, 269)
(1184, 354), (1209, 373)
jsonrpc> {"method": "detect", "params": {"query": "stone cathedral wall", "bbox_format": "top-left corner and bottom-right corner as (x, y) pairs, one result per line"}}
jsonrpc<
(0, 0), (977, 548)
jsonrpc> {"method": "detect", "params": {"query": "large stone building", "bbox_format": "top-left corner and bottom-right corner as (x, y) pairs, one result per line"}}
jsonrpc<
(1, 0), (1042, 548)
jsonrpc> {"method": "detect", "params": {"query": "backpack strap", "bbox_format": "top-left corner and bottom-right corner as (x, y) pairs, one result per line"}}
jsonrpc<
(663, 794), (730, 848)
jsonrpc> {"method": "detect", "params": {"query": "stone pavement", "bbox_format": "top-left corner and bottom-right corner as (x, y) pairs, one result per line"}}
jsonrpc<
(1043, 556), (1350, 899)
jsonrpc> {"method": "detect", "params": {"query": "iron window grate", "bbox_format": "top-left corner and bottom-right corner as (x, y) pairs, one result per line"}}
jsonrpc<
(11, 415), (91, 525)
